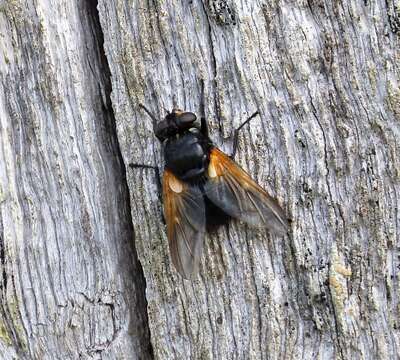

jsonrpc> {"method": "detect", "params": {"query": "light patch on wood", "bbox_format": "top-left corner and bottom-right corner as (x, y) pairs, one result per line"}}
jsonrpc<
(0, 321), (12, 346)
(328, 246), (352, 317)
(329, 275), (344, 297)
(334, 263), (352, 277)
(169, 176), (183, 193)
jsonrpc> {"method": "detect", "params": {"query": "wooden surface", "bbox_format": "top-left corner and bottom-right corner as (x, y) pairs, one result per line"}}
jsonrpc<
(1, 0), (399, 358)
(0, 0), (151, 358)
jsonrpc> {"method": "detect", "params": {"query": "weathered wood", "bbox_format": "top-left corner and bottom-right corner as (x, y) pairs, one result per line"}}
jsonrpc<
(98, 0), (400, 359)
(1, 0), (399, 359)
(0, 0), (151, 358)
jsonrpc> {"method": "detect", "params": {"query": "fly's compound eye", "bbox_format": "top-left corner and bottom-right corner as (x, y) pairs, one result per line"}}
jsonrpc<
(155, 120), (172, 141)
(177, 112), (197, 126)
(165, 109), (197, 131)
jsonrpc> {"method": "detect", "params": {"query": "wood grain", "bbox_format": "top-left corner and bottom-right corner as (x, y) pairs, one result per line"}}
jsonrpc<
(0, 0), (399, 358)
(98, 0), (399, 359)
(0, 0), (151, 358)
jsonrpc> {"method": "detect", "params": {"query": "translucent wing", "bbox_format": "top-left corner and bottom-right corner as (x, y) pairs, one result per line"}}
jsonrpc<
(163, 169), (206, 279)
(204, 148), (288, 235)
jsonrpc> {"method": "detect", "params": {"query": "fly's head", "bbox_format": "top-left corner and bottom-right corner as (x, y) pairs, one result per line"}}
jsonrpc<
(154, 108), (197, 141)
(139, 104), (197, 142)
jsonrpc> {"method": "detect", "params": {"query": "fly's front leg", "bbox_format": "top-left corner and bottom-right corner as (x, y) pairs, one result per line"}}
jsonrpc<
(230, 111), (259, 159)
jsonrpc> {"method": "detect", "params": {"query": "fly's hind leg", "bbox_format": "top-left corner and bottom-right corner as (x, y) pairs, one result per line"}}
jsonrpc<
(230, 111), (259, 159)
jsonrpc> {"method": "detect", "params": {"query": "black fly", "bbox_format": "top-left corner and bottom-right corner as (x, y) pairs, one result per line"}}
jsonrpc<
(135, 90), (288, 279)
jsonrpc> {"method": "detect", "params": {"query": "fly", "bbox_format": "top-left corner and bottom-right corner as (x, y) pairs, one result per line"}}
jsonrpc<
(133, 85), (288, 279)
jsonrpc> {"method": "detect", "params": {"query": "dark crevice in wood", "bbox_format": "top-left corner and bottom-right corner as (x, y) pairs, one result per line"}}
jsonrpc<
(0, 207), (25, 356)
(85, 0), (154, 358)
(0, 217), (6, 291)
(200, 0), (223, 135)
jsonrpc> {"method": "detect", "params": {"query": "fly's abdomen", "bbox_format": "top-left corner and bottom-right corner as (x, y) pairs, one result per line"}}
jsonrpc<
(164, 132), (208, 181)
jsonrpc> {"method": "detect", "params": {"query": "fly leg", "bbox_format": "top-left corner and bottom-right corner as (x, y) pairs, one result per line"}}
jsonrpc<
(230, 111), (259, 159)
(198, 79), (259, 159)
(129, 163), (162, 200)
(129, 163), (165, 224)
(198, 79), (210, 139)
(139, 104), (158, 132)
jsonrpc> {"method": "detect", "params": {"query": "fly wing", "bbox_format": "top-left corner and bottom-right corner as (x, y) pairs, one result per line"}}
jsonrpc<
(163, 169), (206, 279)
(204, 148), (288, 235)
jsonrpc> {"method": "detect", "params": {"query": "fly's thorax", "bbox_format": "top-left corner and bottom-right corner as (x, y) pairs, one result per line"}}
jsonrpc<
(164, 130), (210, 181)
